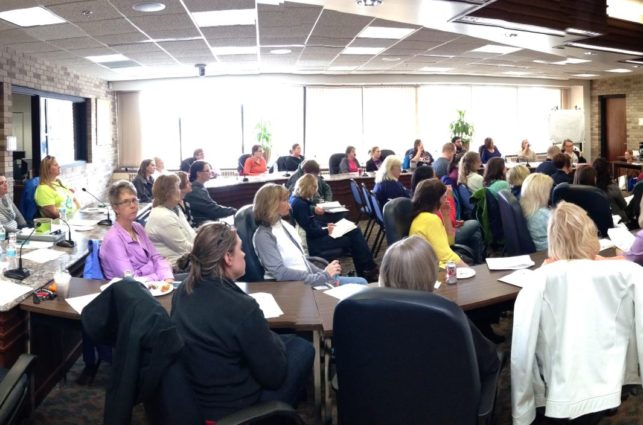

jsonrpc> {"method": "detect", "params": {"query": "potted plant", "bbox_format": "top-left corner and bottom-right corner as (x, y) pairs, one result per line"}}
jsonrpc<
(255, 120), (272, 163)
(449, 110), (474, 149)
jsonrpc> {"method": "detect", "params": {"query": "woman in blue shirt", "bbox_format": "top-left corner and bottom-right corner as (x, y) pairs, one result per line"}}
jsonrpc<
(373, 156), (410, 207)
(480, 137), (502, 164)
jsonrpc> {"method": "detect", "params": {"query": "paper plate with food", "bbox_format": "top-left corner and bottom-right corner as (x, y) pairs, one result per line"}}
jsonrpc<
(145, 281), (174, 296)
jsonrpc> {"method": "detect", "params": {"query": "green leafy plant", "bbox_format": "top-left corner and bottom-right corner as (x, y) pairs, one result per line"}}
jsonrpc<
(255, 120), (272, 162)
(449, 110), (474, 148)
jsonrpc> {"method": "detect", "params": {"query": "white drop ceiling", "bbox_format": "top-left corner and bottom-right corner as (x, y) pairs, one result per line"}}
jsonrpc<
(0, 0), (640, 82)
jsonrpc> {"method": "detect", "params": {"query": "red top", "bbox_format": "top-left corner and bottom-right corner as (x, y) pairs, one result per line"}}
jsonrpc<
(243, 156), (267, 176)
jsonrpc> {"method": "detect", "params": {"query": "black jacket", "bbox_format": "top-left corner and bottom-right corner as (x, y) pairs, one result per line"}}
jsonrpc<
(132, 175), (154, 203)
(81, 279), (184, 425)
(171, 276), (287, 420)
(184, 181), (236, 226)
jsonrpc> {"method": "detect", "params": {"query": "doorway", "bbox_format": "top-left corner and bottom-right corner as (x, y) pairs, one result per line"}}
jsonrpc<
(599, 95), (626, 161)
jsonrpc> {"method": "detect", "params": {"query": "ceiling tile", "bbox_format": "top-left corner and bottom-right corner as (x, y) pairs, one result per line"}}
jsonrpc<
(96, 33), (149, 45)
(0, 0), (39, 12)
(159, 39), (211, 53)
(175, 54), (216, 64)
(65, 46), (117, 57)
(349, 38), (398, 48)
(49, 36), (104, 50)
(130, 13), (196, 34)
(217, 54), (257, 63)
(307, 10), (372, 47)
(203, 25), (256, 47)
(109, 43), (165, 54)
(0, 29), (37, 45)
(47, 1), (122, 23)
(109, 0), (188, 17)
(76, 18), (139, 36)
(9, 41), (59, 53)
(258, 2), (321, 46)
(183, 0), (255, 12)
(24, 23), (87, 40)
(331, 55), (373, 66)
(145, 28), (202, 40)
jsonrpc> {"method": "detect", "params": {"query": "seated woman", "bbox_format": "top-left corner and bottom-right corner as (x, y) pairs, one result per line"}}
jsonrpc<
(132, 159), (155, 203)
(0, 175), (26, 232)
(339, 145), (361, 173)
(404, 139), (434, 169)
(253, 183), (368, 285)
(176, 171), (194, 227)
(365, 146), (382, 172)
(519, 173), (554, 251)
(34, 155), (80, 219)
(483, 157), (510, 196)
(243, 145), (267, 176)
(290, 175), (378, 281)
(561, 138), (580, 165)
(145, 174), (196, 267)
(480, 137), (502, 164)
(379, 236), (499, 380)
(100, 180), (173, 281)
(410, 179), (484, 266)
(517, 139), (536, 162)
(281, 143), (304, 171)
(511, 201), (641, 425)
(624, 149), (634, 164)
(593, 157), (629, 224)
(508, 164), (530, 199)
(171, 222), (315, 421)
(573, 166), (596, 185)
(373, 156), (410, 207)
(457, 152), (483, 193)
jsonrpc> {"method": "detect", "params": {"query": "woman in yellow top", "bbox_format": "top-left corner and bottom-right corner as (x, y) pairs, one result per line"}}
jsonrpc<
(34, 155), (80, 219)
(409, 179), (466, 268)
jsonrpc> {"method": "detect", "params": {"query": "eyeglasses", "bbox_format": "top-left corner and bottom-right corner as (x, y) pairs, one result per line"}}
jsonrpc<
(116, 198), (139, 207)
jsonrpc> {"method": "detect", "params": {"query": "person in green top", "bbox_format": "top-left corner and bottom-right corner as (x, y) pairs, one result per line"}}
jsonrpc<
(483, 157), (510, 197)
(34, 155), (80, 219)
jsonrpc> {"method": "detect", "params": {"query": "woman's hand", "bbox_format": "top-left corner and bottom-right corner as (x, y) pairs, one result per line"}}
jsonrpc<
(325, 260), (341, 276)
(439, 196), (451, 216)
(314, 206), (324, 215)
(327, 223), (336, 235)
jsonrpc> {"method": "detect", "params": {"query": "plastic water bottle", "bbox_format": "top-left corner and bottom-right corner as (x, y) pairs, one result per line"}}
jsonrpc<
(6, 237), (16, 269)
(65, 196), (73, 219)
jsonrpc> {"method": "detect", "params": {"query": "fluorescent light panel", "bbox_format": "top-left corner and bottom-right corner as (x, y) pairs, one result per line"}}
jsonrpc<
(606, 68), (632, 73)
(470, 44), (522, 54)
(552, 58), (592, 65)
(358, 26), (415, 39)
(456, 16), (566, 36)
(270, 48), (291, 55)
(0, 6), (65, 27)
(565, 42), (643, 56)
(192, 9), (255, 27)
(211, 46), (257, 55)
(85, 54), (130, 63)
(420, 67), (451, 72)
(342, 47), (385, 55)
(572, 74), (599, 77)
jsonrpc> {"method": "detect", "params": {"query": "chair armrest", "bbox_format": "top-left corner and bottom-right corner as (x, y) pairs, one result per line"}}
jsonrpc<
(452, 244), (475, 263)
(217, 400), (303, 425)
(0, 353), (37, 408)
(478, 351), (507, 424)
(306, 256), (329, 269)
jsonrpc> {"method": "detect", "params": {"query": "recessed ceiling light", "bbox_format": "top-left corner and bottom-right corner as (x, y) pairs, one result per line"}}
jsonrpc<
(132, 2), (166, 13)
(552, 58), (592, 65)
(0, 7), (65, 27)
(572, 74), (599, 78)
(269, 48), (291, 55)
(606, 68), (632, 73)
(565, 42), (643, 56)
(342, 47), (385, 55)
(584, 51), (594, 55)
(381, 57), (400, 62)
(85, 54), (129, 63)
(470, 44), (522, 54)
(80, 10), (93, 17)
(211, 46), (257, 55)
(329, 66), (358, 71)
(192, 9), (255, 27)
(420, 67), (451, 72)
(358, 26), (414, 39)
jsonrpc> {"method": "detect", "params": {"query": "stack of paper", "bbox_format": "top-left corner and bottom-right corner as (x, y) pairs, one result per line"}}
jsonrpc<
(317, 201), (349, 213)
(22, 249), (65, 264)
(498, 269), (535, 288)
(607, 227), (636, 252)
(249, 293), (283, 318)
(329, 218), (357, 239)
(486, 255), (534, 270)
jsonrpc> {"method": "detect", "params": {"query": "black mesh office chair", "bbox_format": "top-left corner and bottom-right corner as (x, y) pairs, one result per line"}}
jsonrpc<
(328, 153), (345, 175)
(551, 183), (613, 237)
(497, 189), (536, 255)
(234, 205), (266, 282)
(0, 354), (37, 425)
(238, 154), (251, 175)
(382, 197), (413, 246)
(379, 149), (395, 160)
(334, 287), (501, 425)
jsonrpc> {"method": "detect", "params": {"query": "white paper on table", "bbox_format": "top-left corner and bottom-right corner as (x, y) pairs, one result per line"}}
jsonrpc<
(498, 269), (535, 288)
(486, 255), (534, 270)
(329, 218), (358, 239)
(625, 195), (634, 206)
(71, 225), (94, 232)
(19, 240), (54, 250)
(249, 292), (283, 319)
(69, 219), (99, 226)
(21, 249), (65, 264)
(0, 280), (33, 304)
(323, 283), (368, 301)
(599, 238), (616, 250)
(612, 214), (623, 227)
(607, 227), (636, 252)
(317, 201), (342, 210)
(65, 293), (99, 315)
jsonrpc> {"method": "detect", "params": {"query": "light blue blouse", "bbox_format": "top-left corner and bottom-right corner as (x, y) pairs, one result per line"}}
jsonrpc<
(527, 207), (551, 252)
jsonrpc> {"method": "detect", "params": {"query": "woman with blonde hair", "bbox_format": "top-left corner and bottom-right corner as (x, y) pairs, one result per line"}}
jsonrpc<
(519, 173), (554, 252)
(373, 156), (410, 207)
(289, 175), (377, 281)
(171, 222), (315, 421)
(34, 155), (80, 219)
(508, 164), (530, 199)
(145, 174), (196, 266)
(457, 151), (483, 193)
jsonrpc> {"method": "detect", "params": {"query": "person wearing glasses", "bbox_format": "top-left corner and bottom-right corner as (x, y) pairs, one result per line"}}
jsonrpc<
(243, 145), (268, 176)
(0, 175), (26, 232)
(100, 180), (173, 282)
(34, 155), (81, 219)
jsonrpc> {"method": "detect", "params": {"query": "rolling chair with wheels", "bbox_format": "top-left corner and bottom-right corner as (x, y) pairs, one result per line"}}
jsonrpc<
(328, 154), (345, 175)
(0, 353), (37, 425)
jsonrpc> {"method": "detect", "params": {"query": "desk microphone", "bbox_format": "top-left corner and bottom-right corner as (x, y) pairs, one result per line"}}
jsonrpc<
(4, 223), (40, 280)
(81, 188), (112, 226)
(56, 217), (76, 249)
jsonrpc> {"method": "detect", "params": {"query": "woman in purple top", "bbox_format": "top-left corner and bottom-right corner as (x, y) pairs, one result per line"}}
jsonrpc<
(100, 180), (173, 282)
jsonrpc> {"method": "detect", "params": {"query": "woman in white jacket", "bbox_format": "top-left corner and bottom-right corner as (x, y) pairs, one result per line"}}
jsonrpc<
(145, 174), (196, 266)
(511, 201), (643, 425)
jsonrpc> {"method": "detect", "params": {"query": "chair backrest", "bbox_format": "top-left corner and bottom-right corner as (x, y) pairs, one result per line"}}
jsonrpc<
(334, 287), (481, 425)
(457, 184), (474, 220)
(551, 183), (613, 237)
(0, 354), (37, 425)
(329, 153), (345, 175)
(626, 180), (643, 224)
(237, 154), (251, 175)
(382, 198), (413, 245)
(234, 205), (265, 281)
(19, 177), (40, 227)
(359, 183), (373, 217)
(275, 156), (289, 172)
(349, 179), (364, 209)
(380, 149), (395, 160)
(496, 189), (536, 255)
(83, 239), (106, 280)
(362, 184), (384, 224)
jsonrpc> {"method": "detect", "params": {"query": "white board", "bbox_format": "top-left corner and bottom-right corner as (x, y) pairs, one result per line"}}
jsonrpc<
(549, 109), (584, 144)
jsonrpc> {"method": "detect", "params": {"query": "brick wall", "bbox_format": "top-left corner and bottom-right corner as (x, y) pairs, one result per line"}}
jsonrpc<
(590, 75), (643, 157)
(0, 45), (116, 202)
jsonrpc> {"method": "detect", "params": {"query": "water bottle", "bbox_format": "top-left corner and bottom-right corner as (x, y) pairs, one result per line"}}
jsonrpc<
(65, 196), (73, 219)
(6, 237), (16, 269)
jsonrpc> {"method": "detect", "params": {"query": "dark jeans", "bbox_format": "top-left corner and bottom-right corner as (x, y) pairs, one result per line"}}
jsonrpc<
(455, 219), (485, 264)
(259, 334), (315, 407)
(308, 227), (376, 275)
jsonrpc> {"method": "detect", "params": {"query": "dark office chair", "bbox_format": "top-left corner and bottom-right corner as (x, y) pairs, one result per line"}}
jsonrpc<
(382, 197), (413, 245)
(0, 353), (37, 425)
(237, 154), (251, 175)
(625, 180), (643, 227)
(334, 287), (501, 425)
(497, 189), (536, 255)
(379, 149), (395, 160)
(361, 184), (385, 257)
(457, 183), (474, 220)
(19, 176), (39, 227)
(234, 205), (266, 282)
(551, 183), (613, 237)
(328, 153), (345, 175)
(349, 179), (373, 238)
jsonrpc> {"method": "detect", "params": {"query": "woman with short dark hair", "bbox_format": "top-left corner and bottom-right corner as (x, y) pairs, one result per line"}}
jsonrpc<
(339, 146), (361, 173)
(480, 137), (502, 164)
(243, 145), (267, 176)
(483, 157), (509, 196)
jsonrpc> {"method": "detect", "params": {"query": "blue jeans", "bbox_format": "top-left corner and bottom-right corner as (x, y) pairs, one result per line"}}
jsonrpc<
(455, 219), (484, 264)
(259, 334), (315, 407)
(336, 276), (368, 285)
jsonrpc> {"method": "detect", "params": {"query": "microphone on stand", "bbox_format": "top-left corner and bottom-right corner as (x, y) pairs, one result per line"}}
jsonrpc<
(4, 223), (40, 280)
(56, 217), (76, 249)
(82, 188), (112, 226)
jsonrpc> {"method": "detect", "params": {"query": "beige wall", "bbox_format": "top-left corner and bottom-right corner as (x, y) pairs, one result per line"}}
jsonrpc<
(0, 45), (116, 201)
